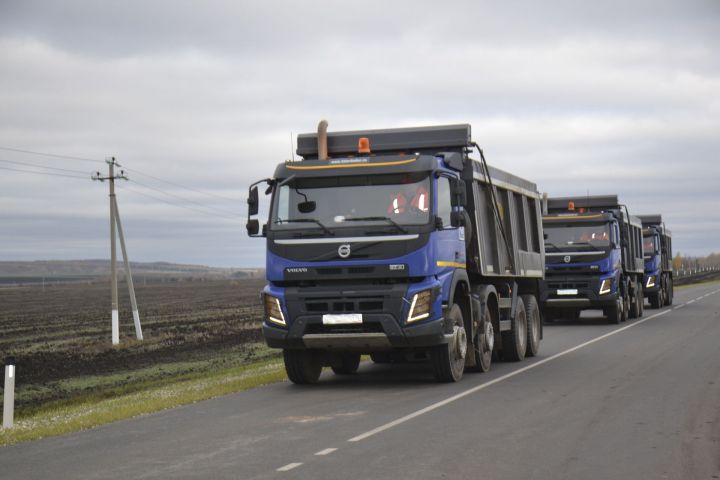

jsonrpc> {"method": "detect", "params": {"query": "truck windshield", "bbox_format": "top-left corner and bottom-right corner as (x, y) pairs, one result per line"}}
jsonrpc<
(270, 172), (431, 232)
(643, 234), (659, 255)
(544, 223), (612, 249)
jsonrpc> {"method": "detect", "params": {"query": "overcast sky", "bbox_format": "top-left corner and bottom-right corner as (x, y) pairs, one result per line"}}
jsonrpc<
(1, 0), (718, 267)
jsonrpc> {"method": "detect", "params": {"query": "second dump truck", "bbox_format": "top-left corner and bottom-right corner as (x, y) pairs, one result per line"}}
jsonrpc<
(540, 195), (644, 324)
(247, 122), (545, 383)
(639, 214), (674, 308)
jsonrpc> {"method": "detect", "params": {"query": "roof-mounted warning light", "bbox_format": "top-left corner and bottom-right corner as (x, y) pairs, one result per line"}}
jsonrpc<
(358, 137), (371, 154)
(568, 201), (575, 211)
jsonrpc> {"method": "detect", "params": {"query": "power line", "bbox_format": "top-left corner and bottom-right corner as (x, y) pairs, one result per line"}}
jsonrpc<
(0, 165), (89, 180)
(0, 146), (104, 164)
(0, 158), (90, 175)
(128, 178), (242, 218)
(117, 184), (240, 221)
(122, 166), (240, 203)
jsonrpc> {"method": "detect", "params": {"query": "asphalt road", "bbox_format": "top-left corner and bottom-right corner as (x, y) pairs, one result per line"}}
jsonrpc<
(2, 282), (720, 480)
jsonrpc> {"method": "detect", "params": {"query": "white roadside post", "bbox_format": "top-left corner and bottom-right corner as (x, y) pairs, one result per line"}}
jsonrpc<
(3, 357), (15, 429)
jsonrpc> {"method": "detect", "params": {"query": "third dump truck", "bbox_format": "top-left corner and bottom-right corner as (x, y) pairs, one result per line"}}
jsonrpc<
(540, 195), (644, 324)
(247, 121), (544, 383)
(639, 214), (674, 308)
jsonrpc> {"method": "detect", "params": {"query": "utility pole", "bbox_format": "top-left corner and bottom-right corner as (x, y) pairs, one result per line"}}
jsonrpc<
(92, 157), (143, 344)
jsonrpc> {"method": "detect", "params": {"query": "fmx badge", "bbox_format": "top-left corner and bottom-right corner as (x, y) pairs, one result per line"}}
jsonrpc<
(338, 244), (351, 258)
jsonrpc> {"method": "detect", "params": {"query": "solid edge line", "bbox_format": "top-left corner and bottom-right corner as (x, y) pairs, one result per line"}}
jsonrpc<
(348, 308), (673, 442)
(277, 462), (303, 472)
(315, 448), (338, 456)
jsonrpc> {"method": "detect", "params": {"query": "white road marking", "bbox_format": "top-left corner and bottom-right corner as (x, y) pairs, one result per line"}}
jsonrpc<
(348, 308), (675, 442)
(277, 462), (303, 472)
(315, 448), (338, 456)
(688, 299), (696, 304)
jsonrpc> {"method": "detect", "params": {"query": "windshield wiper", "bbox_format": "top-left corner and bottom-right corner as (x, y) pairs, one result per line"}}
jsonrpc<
(342, 216), (408, 234)
(275, 218), (334, 236)
(570, 241), (602, 251)
(544, 241), (562, 252)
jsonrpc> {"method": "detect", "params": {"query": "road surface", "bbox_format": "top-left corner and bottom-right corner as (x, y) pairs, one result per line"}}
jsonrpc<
(2, 282), (720, 479)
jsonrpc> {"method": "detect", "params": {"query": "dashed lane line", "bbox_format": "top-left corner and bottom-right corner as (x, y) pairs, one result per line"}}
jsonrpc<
(277, 463), (303, 472)
(315, 448), (338, 456)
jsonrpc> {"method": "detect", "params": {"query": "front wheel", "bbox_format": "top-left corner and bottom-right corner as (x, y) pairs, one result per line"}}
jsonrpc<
(468, 305), (493, 373)
(283, 349), (322, 384)
(430, 304), (466, 382)
(606, 295), (623, 324)
(331, 353), (361, 375)
(501, 297), (527, 361)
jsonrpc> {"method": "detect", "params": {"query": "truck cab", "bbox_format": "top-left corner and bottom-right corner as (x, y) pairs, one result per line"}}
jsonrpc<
(540, 196), (644, 324)
(248, 122), (544, 383)
(639, 214), (673, 308)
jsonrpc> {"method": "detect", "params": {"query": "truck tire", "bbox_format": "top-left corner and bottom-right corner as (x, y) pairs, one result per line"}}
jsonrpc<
(649, 292), (662, 309)
(621, 282), (630, 322)
(468, 305), (493, 373)
(501, 297), (527, 362)
(283, 349), (322, 384)
(331, 353), (361, 375)
(637, 283), (644, 317)
(430, 304), (466, 382)
(629, 281), (641, 319)
(665, 276), (674, 306)
(521, 294), (540, 357)
(606, 295), (623, 324)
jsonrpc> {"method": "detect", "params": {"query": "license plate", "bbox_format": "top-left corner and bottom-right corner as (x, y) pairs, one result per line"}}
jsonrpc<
(322, 313), (363, 325)
(557, 289), (578, 296)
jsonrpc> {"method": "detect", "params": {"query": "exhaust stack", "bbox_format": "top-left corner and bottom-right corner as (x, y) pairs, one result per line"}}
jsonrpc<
(317, 119), (328, 161)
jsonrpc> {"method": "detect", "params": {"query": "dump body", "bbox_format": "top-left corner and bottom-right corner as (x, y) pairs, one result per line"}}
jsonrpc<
(539, 195), (644, 323)
(638, 214), (673, 307)
(247, 123), (544, 382)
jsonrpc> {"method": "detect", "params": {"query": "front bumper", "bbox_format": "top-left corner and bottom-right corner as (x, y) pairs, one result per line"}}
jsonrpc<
(262, 281), (451, 351)
(540, 274), (617, 309)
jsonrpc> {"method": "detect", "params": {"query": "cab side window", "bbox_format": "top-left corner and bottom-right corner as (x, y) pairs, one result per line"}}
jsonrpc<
(437, 177), (453, 228)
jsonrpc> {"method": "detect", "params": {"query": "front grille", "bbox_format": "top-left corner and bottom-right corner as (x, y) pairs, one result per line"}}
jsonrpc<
(547, 281), (589, 290)
(304, 296), (385, 314)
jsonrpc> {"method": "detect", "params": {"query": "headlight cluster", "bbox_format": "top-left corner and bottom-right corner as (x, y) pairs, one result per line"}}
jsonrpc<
(407, 289), (433, 323)
(646, 276), (656, 288)
(599, 278), (612, 295)
(264, 294), (286, 326)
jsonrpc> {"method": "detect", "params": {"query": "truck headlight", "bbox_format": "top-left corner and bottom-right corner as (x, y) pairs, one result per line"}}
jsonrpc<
(646, 275), (656, 288)
(599, 279), (612, 295)
(407, 289), (433, 323)
(264, 294), (286, 326)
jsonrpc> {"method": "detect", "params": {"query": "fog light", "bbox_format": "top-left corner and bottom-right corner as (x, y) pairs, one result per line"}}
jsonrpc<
(599, 279), (612, 295)
(407, 289), (433, 323)
(264, 294), (286, 326)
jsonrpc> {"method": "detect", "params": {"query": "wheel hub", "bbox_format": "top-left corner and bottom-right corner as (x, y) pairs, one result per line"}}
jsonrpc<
(484, 321), (494, 352)
(453, 326), (467, 360)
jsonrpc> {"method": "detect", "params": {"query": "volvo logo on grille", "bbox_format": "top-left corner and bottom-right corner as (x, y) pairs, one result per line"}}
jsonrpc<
(563, 255), (571, 263)
(338, 244), (351, 258)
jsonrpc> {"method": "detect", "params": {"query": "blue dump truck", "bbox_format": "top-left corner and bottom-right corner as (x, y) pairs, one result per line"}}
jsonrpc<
(638, 215), (674, 308)
(540, 196), (645, 324)
(246, 121), (544, 383)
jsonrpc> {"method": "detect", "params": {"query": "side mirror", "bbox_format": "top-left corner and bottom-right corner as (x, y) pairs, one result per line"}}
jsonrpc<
(450, 210), (466, 228)
(543, 232), (549, 240)
(248, 186), (259, 216)
(450, 180), (467, 208)
(246, 219), (259, 236)
(621, 238), (628, 248)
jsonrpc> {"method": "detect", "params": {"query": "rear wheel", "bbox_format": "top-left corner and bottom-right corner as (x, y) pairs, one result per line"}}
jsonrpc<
(629, 281), (641, 319)
(522, 295), (541, 357)
(331, 353), (361, 375)
(621, 283), (630, 322)
(283, 349), (322, 384)
(665, 276), (674, 306)
(501, 297), (527, 362)
(468, 305), (493, 373)
(637, 283), (644, 317)
(430, 304), (466, 382)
